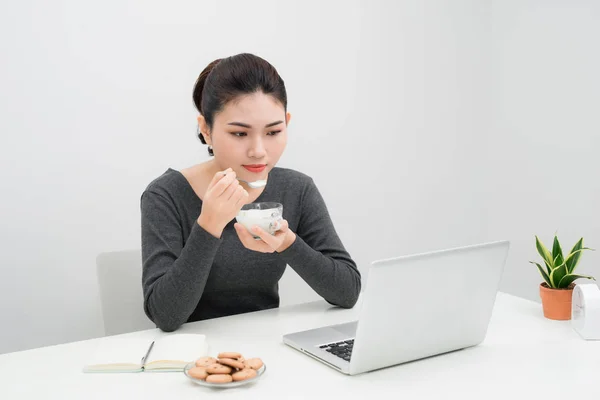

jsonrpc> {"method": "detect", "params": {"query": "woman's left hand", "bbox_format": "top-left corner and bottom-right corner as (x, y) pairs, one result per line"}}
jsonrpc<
(234, 219), (296, 253)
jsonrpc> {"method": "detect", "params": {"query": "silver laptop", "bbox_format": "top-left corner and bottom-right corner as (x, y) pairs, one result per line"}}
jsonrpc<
(283, 240), (510, 375)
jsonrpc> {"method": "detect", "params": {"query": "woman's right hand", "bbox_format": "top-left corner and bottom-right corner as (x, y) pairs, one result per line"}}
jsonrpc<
(197, 168), (249, 238)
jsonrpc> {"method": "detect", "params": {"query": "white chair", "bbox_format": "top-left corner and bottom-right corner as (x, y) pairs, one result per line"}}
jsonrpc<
(96, 249), (156, 336)
(96, 249), (321, 336)
(278, 266), (322, 307)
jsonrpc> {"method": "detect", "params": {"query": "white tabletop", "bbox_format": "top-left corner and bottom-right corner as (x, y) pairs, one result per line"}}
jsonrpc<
(1, 292), (599, 399)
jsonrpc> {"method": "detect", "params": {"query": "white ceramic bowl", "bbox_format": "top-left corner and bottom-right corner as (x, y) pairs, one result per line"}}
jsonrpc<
(236, 202), (283, 239)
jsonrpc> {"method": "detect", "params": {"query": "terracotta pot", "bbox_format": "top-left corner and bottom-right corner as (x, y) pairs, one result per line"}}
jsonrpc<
(539, 282), (575, 320)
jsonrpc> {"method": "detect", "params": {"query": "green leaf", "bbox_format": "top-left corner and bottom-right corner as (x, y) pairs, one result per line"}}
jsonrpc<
(550, 263), (568, 288)
(543, 260), (553, 276)
(553, 254), (563, 270)
(530, 261), (552, 286)
(558, 274), (596, 288)
(552, 235), (564, 267)
(564, 246), (594, 274)
(565, 238), (584, 273)
(535, 236), (554, 268)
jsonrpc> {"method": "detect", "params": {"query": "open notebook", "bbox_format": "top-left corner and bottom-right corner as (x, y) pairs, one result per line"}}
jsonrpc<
(83, 333), (208, 373)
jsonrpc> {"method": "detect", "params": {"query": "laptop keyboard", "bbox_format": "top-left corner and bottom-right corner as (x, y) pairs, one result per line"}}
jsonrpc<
(319, 339), (354, 362)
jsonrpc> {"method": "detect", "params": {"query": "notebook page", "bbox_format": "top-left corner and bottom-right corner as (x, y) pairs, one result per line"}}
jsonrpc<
(145, 333), (208, 368)
(83, 337), (153, 372)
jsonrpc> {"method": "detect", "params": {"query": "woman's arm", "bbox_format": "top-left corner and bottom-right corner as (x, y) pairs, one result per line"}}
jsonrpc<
(141, 190), (221, 331)
(277, 179), (361, 308)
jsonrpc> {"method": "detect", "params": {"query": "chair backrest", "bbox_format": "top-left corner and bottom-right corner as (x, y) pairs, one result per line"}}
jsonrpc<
(278, 266), (322, 307)
(96, 249), (156, 336)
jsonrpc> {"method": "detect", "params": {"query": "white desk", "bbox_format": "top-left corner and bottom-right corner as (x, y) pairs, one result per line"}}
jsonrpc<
(1, 293), (599, 399)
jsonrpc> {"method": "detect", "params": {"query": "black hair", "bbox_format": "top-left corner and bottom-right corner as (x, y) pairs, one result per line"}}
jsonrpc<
(192, 53), (287, 156)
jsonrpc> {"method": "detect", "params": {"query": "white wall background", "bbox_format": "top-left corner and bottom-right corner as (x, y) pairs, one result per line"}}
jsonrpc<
(487, 0), (600, 301)
(1, 0), (596, 355)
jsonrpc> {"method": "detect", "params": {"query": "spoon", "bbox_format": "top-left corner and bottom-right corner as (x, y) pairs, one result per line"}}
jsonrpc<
(223, 171), (267, 189)
(237, 178), (267, 189)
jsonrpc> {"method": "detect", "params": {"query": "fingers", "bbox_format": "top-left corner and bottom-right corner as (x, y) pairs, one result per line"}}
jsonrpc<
(207, 169), (237, 198)
(274, 219), (288, 233)
(234, 217), (290, 254)
(207, 167), (231, 189)
(222, 178), (240, 200)
(234, 223), (254, 242)
(251, 226), (281, 249)
(234, 223), (275, 253)
(232, 185), (249, 206)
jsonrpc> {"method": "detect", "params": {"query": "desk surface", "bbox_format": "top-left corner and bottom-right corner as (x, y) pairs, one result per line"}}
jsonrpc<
(1, 293), (599, 399)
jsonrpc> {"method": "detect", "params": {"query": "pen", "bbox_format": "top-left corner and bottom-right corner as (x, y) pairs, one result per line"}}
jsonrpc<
(141, 340), (155, 368)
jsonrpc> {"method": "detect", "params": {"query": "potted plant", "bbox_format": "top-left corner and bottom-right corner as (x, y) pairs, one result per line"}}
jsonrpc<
(529, 235), (595, 320)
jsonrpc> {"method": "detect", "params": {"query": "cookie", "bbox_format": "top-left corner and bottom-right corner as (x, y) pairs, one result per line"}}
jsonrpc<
(218, 351), (243, 359)
(218, 357), (245, 370)
(243, 358), (264, 370)
(206, 374), (233, 384)
(232, 368), (257, 381)
(195, 356), (218, 367)
(206, 363), (233, 374)
(187, 366), (208, 380)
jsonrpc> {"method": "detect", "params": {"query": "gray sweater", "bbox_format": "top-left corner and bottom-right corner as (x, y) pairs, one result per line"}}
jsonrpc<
(140, 167), (361, 331)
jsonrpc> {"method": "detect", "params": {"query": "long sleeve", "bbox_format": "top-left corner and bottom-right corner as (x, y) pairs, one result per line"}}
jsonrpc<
(277, 178), (361, 308)
(140, 190), (221, 332)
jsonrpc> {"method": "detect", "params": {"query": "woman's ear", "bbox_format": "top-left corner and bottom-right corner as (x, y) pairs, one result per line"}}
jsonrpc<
(285, 112), (292, 126)
(197, 115), (211, 145)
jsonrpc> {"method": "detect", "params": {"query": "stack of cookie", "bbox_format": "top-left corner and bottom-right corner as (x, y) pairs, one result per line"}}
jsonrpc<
(188, 352), (264, 384)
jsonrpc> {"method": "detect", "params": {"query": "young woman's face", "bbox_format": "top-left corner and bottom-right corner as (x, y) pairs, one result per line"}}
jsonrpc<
(201, 92), (290, 183)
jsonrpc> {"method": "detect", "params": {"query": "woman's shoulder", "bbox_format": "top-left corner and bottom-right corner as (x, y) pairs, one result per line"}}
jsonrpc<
(143, 168), (189, 198)
(271, 166), (314, 187)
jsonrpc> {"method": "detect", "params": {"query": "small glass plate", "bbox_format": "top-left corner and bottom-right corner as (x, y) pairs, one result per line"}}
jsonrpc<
(183, 362), (266, 388)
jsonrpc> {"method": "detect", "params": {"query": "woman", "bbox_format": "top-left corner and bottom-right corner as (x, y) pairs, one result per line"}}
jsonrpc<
(141, 53), (361, 332)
